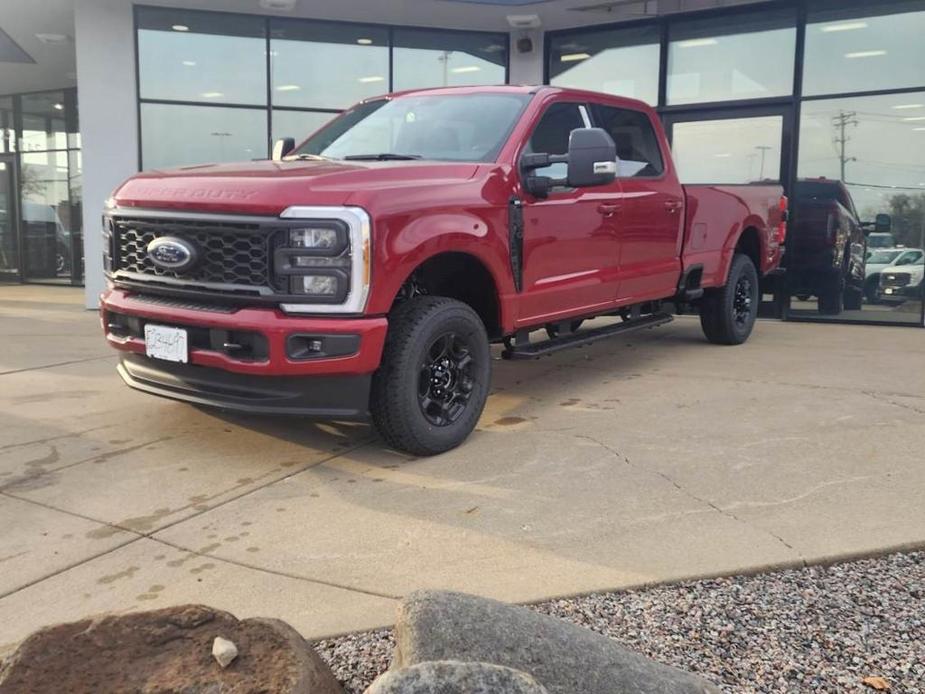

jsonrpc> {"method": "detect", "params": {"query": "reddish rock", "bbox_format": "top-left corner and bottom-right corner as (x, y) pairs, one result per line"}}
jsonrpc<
(0, 604), (343, 694)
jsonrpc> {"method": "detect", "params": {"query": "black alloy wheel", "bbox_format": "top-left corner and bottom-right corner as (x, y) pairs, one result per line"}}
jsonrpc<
(418, 332), (475, 427)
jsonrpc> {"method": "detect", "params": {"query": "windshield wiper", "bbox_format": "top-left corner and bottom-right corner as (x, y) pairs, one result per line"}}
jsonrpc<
(343, 153), (422, 161)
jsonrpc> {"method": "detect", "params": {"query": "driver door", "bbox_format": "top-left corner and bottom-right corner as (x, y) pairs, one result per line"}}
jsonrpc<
(516, 101), (623, 327)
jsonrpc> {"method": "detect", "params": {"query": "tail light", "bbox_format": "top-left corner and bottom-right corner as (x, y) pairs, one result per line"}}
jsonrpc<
(776, 195), (788, 244)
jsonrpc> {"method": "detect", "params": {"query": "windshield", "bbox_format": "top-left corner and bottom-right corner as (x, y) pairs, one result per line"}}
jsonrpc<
(292, 93), (531, 163)
(867, 233), (895, 249)
(868, 250), (902, 264)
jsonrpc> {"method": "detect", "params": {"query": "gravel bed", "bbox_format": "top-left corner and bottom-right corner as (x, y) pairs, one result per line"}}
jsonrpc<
(314, 551), (924, 693)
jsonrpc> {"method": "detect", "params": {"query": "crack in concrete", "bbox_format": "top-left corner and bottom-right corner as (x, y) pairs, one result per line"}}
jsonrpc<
(0, 354), (115, 377)
(578, 434), (803, 561)
(863, 390), (925, 416)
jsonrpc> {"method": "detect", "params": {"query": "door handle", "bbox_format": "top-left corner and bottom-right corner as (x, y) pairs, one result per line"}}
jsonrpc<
(598, 203), (621, 217)
(664, 201), (683, 214)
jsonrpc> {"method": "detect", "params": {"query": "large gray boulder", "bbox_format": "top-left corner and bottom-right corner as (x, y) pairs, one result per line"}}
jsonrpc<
(0, 604), (343, 694)
(367, 660), (548, 693)
(392, 591), (720, 694)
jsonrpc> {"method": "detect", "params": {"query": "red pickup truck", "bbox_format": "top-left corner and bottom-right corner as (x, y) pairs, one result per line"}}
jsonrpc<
(101, 85), (786, 455)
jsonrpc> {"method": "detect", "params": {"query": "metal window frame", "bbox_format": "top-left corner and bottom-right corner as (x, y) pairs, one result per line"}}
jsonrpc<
(545, 0), (925, 328)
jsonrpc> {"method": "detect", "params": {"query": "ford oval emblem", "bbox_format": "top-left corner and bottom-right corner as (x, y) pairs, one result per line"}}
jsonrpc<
(147, 236), (198, 272)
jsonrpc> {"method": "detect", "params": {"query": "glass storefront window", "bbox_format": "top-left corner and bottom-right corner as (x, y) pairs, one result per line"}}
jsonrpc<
(272, 109), (336, 145)
(270, 21), (389, 110)
(20, 92), (68, 152)
(667, 10), (796, 105)
(671, 116), (783, 184)
(803, 0), (925, 97)
(20, 151), (72, 280)
(1, 97), (14, 154)
(137, 7), (267, 106)
(548, 26), (660, 106)
(141, 103), (268, 169)
(392, 29), (507, 91)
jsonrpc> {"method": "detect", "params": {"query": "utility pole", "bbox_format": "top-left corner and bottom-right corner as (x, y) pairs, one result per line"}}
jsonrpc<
(832, 111), (858, 182)
(755, 145), (772, 180)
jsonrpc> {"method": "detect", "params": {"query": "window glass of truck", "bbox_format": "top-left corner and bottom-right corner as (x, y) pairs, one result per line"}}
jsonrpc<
(525, 102), (587, 179)
(294, 93), (531, 162)
(592, 105), (664, 177)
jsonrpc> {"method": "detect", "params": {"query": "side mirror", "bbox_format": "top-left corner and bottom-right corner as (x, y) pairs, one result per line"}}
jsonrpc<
(567, 128), (617, 188)
(272, 137), (295, 161)
(875, 213), (892, 233)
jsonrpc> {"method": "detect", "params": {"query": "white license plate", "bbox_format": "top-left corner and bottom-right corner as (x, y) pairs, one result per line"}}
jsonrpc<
(144, 324), (189, 363)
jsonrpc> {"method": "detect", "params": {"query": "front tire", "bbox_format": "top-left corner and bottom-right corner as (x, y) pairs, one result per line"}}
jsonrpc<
(370, 296), (491, 456)
(699, 253), (759, 345)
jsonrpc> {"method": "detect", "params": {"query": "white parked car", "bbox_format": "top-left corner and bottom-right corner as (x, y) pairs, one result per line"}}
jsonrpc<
(865, 248), (924, 302)
(879, 263), (924, 304)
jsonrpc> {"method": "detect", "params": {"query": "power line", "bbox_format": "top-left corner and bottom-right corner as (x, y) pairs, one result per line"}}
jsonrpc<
(832, 110), (858, 181)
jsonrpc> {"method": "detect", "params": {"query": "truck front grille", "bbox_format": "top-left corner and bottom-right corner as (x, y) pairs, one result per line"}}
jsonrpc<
(112, 216), (272, 290)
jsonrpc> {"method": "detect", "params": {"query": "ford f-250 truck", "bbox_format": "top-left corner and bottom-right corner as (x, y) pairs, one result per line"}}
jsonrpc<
(101, 86), (786, 455)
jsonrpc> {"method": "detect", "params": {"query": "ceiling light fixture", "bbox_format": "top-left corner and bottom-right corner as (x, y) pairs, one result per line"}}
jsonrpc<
(358, 76), (385, 83)
(560, 52), (590, 62)
(201, 91), (223, 98)
(357, 38), (373, 45)
(182, 60), (196, 66)
(276, 84), (301, 91)
(172, 24), (190, 32)
(53, 103), (64, 111)
(34, 33), (70, 44)
(678, 38), (718, 48)
(821, 21), (868, 32)
(893, 104), (924, 110)
(902, 116), (925, 121)
(844, 50), (886, 58)
(451, 66), (481, 74)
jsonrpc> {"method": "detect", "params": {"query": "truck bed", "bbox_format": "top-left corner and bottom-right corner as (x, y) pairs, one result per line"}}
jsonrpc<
(681, 184), (785, 289)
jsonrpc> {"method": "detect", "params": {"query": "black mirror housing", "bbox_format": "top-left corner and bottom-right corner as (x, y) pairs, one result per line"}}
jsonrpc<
(567, 128), (617, 188)
(272, 137), (296, 161)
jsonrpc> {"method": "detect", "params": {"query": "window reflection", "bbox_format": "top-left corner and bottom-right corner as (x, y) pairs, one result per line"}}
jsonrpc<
(141, 104), (268, 169)
(672, 116), (783, 184)
(549, 26), (660, 105)
(20, 151), (72, 280)
(270, 20), (389, 110)
(1, 97), (14, 154)
(272, 109), (336, 145)
(667, 10), (796, 105)
(795, 93), (925, 321)
(20, 92), (68, 152)
(137, 7), (267, 105)
(392, 29), (507, 91)
(804, 0), (925, 97)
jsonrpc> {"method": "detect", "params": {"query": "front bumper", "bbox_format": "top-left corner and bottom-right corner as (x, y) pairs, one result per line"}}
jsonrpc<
(101, 288), (387, 416)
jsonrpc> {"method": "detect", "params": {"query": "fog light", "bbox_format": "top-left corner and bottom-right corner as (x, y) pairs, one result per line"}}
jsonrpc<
(292, 274), (339, 295)
(290, 228), (338, 250)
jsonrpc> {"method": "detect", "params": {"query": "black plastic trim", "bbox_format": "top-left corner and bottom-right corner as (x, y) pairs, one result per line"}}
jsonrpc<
(118, 353), (371, 419)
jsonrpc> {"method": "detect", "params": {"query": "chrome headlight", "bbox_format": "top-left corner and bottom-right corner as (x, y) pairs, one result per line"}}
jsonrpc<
(277, 206), (371, 314)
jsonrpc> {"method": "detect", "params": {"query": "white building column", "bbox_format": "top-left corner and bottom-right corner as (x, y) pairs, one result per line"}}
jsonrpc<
(508, 30), (545, 85)
(74, 0), (138, 309)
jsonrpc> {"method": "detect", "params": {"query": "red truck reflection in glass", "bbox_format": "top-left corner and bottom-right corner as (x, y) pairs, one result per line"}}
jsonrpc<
(101, 86), (787, 455)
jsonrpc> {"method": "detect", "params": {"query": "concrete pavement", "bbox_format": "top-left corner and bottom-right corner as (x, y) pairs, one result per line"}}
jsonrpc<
(1, 284), (923, 650)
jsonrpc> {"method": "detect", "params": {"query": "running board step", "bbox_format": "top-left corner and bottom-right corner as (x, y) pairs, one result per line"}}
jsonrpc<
(502, 313), (673, 360)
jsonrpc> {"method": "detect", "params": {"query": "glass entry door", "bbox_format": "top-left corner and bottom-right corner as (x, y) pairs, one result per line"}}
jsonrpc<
(0, 155), (19, 282)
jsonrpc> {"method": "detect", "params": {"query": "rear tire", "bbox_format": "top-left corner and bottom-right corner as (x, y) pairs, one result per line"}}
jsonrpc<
(700, 253), (759, 345)
(817, 277), (844, 315)
(844, 285), (863, 311)
(370, 296), (490, 456)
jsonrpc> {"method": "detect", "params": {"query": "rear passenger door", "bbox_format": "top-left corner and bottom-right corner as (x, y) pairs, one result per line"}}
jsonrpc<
(592, 104), (684, 302)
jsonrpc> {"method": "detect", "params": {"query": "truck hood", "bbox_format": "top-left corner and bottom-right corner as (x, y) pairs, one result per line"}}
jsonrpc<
(113, 159), (482, 216)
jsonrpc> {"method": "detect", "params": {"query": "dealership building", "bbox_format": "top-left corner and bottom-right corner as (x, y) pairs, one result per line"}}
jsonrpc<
(1, 0), (923, 324)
